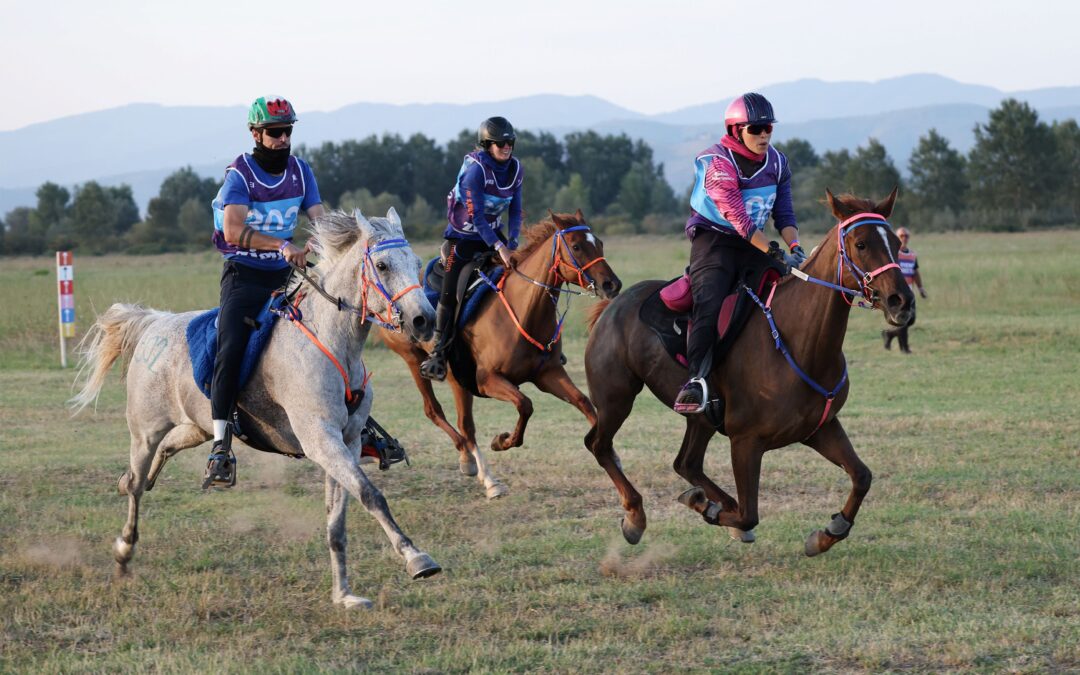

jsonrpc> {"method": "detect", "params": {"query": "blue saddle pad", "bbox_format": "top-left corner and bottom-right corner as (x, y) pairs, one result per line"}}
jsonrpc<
(187, 295), (286, 399)
(423, 257), (503, 328)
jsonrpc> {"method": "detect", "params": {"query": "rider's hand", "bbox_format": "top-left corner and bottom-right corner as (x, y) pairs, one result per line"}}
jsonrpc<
(498, 245), (517, 269)
(782, 252), (799, 272)
(280, 241), (307, 268)
(789, 245), (807, 267)
(919, 287), (928, 299)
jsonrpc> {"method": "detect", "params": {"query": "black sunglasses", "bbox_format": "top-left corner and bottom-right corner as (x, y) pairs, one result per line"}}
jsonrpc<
(744, 124), (773, 136)
(484, 139), (515, 149)
(263, 125), (294, 138)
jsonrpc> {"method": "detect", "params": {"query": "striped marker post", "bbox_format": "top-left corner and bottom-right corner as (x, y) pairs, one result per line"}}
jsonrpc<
(57, 251), (75, 368)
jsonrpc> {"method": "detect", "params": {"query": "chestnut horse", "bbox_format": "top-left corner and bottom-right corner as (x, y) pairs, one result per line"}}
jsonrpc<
(583, 190), (914, 555)
(381, 211), (621, 499)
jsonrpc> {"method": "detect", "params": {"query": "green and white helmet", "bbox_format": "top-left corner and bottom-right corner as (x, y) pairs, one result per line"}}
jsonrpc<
(248, 96), (297, 128)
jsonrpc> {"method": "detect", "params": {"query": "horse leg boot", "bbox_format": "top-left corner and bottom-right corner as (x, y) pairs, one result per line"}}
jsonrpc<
(419, 303), (454, 381)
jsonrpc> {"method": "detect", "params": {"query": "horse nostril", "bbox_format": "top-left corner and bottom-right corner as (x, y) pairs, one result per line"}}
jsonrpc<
(887, 293), (903, 310)
(412, 314), (428, 330)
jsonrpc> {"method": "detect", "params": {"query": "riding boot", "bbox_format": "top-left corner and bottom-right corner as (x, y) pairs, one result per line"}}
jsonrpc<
(420, 304), (454, 381)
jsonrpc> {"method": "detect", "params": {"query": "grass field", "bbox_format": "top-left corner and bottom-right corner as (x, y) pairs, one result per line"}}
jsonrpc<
(1, 231), (1078, 672)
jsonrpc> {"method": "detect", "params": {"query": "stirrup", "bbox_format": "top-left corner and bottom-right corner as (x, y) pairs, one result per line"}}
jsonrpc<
(673, 377), (708, 414)
(360, 417), (411, 471)
(419, 352), (447, 381)
(202, 443), (236, 489)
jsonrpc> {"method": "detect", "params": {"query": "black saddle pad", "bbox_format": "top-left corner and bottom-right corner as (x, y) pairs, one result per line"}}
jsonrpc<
(640, 260), (784, 367)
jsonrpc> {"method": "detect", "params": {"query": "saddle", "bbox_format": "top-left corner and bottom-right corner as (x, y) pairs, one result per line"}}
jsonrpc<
(422, 246), (504, 396)
(639, 253), (785, 369)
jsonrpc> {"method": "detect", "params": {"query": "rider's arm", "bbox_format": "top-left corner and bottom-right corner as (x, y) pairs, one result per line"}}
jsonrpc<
(772, 165), (800, 250)
(704, 156), (770, 253)
(506, 184), (523, 249)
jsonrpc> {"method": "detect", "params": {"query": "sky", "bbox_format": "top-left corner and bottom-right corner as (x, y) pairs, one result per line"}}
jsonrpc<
(3, 0), (1080, 132)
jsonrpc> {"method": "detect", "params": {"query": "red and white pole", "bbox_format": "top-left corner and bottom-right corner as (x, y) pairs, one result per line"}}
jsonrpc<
(57, 251), (75, 368)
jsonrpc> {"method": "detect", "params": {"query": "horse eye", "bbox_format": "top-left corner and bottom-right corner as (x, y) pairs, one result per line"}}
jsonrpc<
(572, 244), (581, 252)
(376, 261), (388, 272)
(855, 241), (866, 251)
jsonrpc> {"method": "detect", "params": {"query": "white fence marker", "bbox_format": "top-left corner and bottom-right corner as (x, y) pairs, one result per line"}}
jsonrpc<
(57, 251), (75, 368)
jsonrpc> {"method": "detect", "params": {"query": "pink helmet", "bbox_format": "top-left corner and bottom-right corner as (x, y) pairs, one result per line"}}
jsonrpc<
(725, 92), (776, 135)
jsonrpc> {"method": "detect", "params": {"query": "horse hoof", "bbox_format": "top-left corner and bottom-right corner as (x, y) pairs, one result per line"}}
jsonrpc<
(677, 486), (707, 510)
(621, 516), (644, 545)
(406, 552), (442, 579)
(490, 433), (511, 452)
(804, 530), (828, 557)
(728, 528), (756, 543)
(485, 481), (508, 499)
(339, 594), (374, 610)
(459, 458), (478, 476)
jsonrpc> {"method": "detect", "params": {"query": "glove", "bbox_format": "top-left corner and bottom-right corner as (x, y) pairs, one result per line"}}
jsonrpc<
(507, 238), (518, 251)
(789, 245), (807, 267)
(781, 253), (798, 274)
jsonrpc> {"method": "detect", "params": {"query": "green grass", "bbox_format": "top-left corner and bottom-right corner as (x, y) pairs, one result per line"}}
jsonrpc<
(1, 231), (1078, 672)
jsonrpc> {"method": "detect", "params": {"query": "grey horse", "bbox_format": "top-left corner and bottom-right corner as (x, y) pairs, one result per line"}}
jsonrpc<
(70, 208), (440, 609)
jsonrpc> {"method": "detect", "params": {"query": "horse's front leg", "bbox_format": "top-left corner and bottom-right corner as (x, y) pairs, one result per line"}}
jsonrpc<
(324, 473), (374, 609)
(801, 418), (872, 557)
(475, 371), (533, 452)
(451, 380), (507, 499)
(672, 419), (755, 543)
(295, 418), (441, 601)
(534, 365), (597, 427)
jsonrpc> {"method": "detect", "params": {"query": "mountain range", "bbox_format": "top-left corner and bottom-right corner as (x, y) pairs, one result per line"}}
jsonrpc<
(2, 74), (1078, 216)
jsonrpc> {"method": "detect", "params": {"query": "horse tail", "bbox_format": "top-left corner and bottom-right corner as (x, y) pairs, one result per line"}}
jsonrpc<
(69, 303), (163, 414)
(586, 299), (612, 333)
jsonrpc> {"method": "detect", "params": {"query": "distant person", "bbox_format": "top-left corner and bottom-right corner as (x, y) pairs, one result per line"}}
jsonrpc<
(673, 92), (805, 414)
(206, 95), (324, 487)
(419, 116), (524, 381)
(882, 226), (927, 353)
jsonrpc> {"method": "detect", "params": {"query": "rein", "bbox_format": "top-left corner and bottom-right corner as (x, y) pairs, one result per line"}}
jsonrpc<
(274, 236), (419, 406)
(478, 224), (605, 353)
(745, 212), (900, 436)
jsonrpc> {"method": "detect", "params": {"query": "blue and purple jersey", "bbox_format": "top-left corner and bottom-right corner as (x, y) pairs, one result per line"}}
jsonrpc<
(685, 140), (796, 240)
(445, 151), (524, 247)
(211, 154), (321, 270)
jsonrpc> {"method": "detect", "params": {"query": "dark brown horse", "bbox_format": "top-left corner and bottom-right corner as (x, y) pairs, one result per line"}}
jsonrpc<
(583, 190), (914, 555)
(381, 210), (622, 499)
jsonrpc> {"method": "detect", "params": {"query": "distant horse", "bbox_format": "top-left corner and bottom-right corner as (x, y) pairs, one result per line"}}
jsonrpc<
(583, 190), (914, 555)
(381, 210), (622, 499)
(70, 209), (442, 609)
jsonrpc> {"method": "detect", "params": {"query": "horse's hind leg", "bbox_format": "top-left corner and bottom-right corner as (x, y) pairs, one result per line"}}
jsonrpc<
(801, 419), (872, 557)
(584, 375), (647, 544)
(114, 424), (206, 575)
(452, 381), (506, 499)
(324, 473), (373, 609)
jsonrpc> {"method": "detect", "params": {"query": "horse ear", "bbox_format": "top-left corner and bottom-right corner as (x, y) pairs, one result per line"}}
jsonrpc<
(876, 186), (898, 219)
(353, 208), (373, 237)
(574, 208), (585, 223)
(386, 206), (402, 230)
(825, 188), (843, 219)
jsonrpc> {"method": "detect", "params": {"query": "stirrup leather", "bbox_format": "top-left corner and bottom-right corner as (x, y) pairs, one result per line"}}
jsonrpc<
(673, 377), (708, 414)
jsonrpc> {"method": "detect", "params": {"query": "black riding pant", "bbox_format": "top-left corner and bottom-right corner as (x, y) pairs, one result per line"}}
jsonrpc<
(438, 238), (493, 312)
(686, 229), (754, 379)
(211, 261), (291, 420)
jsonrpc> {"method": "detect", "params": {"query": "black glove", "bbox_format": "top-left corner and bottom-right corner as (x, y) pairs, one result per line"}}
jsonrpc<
(789, 245), (807, 267)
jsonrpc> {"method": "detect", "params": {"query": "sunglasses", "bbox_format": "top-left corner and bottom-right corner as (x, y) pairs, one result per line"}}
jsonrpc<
(744, 124), (773, 136)
(485, 139), (515, 149)
(262, 125), (294, 138)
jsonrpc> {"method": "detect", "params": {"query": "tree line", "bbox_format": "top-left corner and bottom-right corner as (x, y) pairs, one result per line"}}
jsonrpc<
(2, 98), (1077, 255)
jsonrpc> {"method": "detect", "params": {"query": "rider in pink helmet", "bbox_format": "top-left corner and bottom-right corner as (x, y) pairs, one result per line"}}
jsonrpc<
(673, 92), (805, 414)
